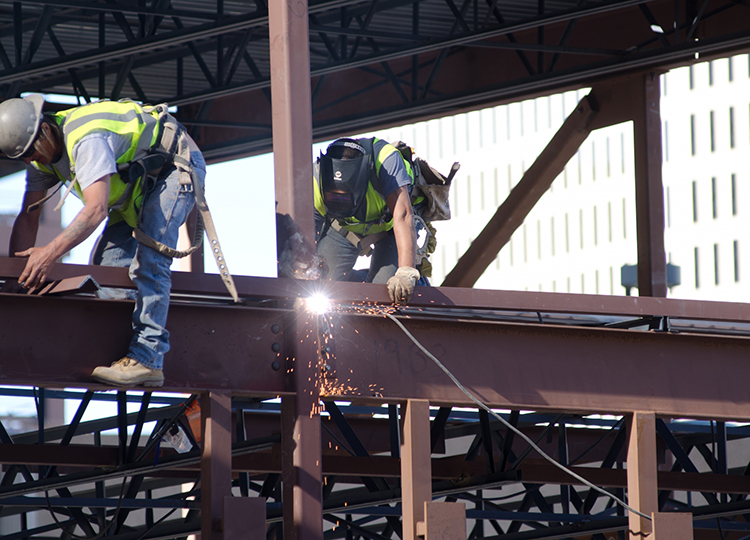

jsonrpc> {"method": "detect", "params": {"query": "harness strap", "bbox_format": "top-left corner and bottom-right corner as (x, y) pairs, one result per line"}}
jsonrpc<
(329, 219), (390, 256)
(129, 113), (240, 303)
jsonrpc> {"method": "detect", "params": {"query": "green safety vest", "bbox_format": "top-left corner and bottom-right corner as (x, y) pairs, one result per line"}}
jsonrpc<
(313, 137), (415, 236)
(34, 100), (162, 227)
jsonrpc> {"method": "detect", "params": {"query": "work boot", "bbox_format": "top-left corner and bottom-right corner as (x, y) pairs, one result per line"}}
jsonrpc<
(91, 357), (164, 387)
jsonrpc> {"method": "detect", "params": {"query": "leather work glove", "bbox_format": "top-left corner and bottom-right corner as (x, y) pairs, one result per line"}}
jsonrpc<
(386, 266), (421, 305)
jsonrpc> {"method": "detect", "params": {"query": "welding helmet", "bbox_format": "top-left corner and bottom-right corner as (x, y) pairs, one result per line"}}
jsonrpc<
(0, 94), (44, 158)
(319, 138), (372, 219)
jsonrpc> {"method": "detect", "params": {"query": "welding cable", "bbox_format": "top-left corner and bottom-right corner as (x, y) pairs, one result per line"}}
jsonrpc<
(383, 312), (653, 522)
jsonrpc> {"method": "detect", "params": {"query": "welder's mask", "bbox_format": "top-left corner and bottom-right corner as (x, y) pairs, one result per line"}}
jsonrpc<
(319, 139), (371, 219)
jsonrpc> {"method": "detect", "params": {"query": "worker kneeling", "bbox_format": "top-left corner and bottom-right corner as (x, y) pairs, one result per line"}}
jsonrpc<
(313, 137), (427, 305)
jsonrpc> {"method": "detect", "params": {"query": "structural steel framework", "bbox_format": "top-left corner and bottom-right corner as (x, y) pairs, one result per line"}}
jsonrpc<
(0, 0), (749, 164)
(2, 0), (750, 539)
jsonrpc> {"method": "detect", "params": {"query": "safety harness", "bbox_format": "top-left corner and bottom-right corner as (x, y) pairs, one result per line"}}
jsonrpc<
(127, 104), (239, 303)
(27, 101), (239, 303)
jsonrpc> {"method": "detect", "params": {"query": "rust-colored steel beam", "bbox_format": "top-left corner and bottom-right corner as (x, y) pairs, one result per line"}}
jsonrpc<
(270, 0), (314, 246)
(201, 391), (232, 540)
(627, 412), (658, 538)
(632, 72), (668, 297)
(441, 93), (598, 287)
(321, 312), (750, 420)
(282, 301), (323, 540)
(5, 256), (750, 323)
(0, 292), (287, 393)
(401, 399), (431, 540)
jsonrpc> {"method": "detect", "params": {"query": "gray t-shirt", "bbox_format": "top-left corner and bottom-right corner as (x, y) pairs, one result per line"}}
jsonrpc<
(25, 130), (130, 196)
(367, 138), (412, 199)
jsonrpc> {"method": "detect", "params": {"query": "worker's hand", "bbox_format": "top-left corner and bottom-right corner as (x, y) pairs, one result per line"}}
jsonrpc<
(15, 245), (57, 290)
(386, 266), (421, 305)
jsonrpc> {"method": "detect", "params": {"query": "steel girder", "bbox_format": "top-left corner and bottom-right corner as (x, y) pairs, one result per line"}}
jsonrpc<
(1, 0), (750, 163)
(5, 259), (750, 537)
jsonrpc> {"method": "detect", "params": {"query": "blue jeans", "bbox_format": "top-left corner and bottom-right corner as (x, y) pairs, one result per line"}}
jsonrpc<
(315, 215), (399, 284)
(91, 152), (206, 370)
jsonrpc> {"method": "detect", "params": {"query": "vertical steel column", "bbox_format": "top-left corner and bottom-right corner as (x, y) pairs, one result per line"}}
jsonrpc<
(201, 391), (232, 540)
(626, 412), (657, 539)
(401, 399), (431, 540)
(269, 0), (314, 245)
(282, 301), (323, 540)
(632, 72), (667, 297)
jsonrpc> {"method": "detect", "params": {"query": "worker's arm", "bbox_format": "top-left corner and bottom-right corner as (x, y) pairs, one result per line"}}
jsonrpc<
(16, 177), (110, 289)
(384, 185), (420, 304)
(9, 190), (48, 255)
(385, 185), (416, 268)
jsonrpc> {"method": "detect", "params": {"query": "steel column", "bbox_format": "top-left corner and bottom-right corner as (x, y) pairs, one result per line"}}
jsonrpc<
(442, 93), (597, 287)
(632, 72), (667, 297)
(201, 391), (232, 540)
(269, 0), (314, 245)
(282, 301), (323, 540)
(401, 399), (431, 540)
(627, 412), (657, 538)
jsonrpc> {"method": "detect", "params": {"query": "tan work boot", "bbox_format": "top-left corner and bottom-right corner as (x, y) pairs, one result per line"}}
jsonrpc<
(91, 357), (164, 387)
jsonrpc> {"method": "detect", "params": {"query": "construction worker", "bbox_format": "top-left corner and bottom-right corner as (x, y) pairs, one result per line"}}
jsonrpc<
(313, 137), (421, 304)
(1, 95), (205, 388)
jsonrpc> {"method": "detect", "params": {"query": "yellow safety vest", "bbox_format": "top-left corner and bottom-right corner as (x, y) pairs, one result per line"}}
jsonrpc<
(313, 138), (415, 236)
(34, 100), (162, 227)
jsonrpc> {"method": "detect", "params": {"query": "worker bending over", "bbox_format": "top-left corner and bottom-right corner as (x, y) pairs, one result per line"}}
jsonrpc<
(314, 137), (422, 304)
(1, 95), (206, 388)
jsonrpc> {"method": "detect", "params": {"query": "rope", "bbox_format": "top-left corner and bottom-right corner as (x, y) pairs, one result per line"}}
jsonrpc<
(383, 311), (653, 522)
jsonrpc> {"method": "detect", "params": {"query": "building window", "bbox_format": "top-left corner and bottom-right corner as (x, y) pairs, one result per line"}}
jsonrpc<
(494, 168), (499, 207)
(709, 60), (714, 86)
(695, 247), (700, 289)
(606, 136), (611, 177)
(622, 198), (627, 239)
(595, 269), (599, 294)
(550, 217), (555, 257)
(729, 107), (736, 149)
(689, 65), (694, 89)
(591, 141), (596, 181)
(690, 114), (696, 156)
(492, 107), (497, 145)
(732, 173), (737, 215)
(466, 175), (471, 214)
(714, 243), (720, 285)
(577, 150), (582, 184)
(692, 181), (698, 222)
(664, 121), (668, 162)
(593, 206), (598, 246)
(666, 186), (671, 228)
(608, 201), (612, 242)
(710, 111), (715, 152)
(523, 224), (528, 263)
(734, 240), (740, 282)
(729, 56), (734, 82)
(537, 220), (541, 260)
(712, 177), (717, 219)
(579, 209), (584, 249)
(565, 213), (570, 253)
(620, 132), (625, 173)
(480, 172), (485, 211)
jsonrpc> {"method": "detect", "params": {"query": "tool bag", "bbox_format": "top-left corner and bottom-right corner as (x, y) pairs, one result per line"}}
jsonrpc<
(392, 141), (459, 222)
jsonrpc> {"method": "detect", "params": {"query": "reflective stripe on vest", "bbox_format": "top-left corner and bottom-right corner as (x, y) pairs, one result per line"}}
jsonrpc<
(47, 101), (160, 227)
(314, 137), (414, 237)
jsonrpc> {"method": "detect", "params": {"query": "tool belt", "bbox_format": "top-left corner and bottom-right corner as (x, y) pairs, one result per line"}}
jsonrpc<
(327, 219), (391, 257)
(124, 105), (240, 303)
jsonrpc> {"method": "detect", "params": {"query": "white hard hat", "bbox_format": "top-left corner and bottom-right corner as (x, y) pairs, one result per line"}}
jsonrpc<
(0, 94), (45, 158)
